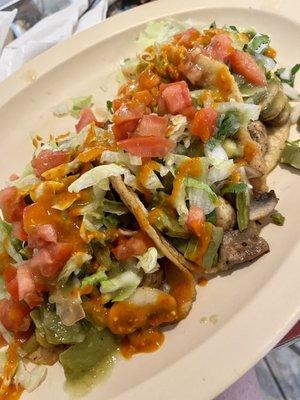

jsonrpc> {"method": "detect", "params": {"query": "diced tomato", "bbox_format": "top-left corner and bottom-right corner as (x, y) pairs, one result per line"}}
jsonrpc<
(4, 265), (19, 302)
(113, 120), (139, 141)
(228, 49), (267, 87)
(160, 81), (192, 115)
(112, 230), (154, 260)
(118, 136), (175, 158)
(27, 224), (57, 249)
(75, 107), (104, 133)
(12, 221), (27, 241)
(178, 59), (203, 85)
(17, 265), (35, 301)
(157, 96), (168, 115)
(189, 107), (218, 142)
(16, 264), (43, 308)
(186, 206), (205, 237)
(31, 149), (69, 177)
(177, 27), (200, 47)
(205, 33), (233, 62)
(181, 105), (197, 119)
(30, 242), (73, 278)
(113, 102), (145, 125)
(0, 186), (26, 222)
(0, 298), (31, 333)
(136, 114), (169, 137)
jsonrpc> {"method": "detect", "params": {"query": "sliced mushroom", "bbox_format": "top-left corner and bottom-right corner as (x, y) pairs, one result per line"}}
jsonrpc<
(249, 190), (278, 221)
(248, 120), (268, 155)
(215, 198), (236, 231)
(260, 90), (287, 121)
(216, 222), (269, 271)
(266, 100), (291, 127)
(259, 79), (280, 119)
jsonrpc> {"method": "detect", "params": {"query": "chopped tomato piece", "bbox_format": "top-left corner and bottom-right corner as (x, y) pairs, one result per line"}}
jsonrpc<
(17, 264), (43, 308)
(0, 299), (31, 333)
(4, 265), (19, 302)
(27, 224), (57, 249)
(30, 242), (73, 278)
(160, 81), (192, 114)
(113, 102), (145, 125)
(31, 149), (69, 177)
(189, 107), (218, 142)
(113, 120), (139, 141)
(205, 33), (233, 62)
(136, 114), (169, 137)
(75, 107), (104, 133)
(228, 49), (267, 87)
(9, 173), (19, 181)
(157, 96), (168, 115)
(0, 186), (26, 222)
(12, 221), (27, 241)
(177, 27), (200, 47)
(118, 136), (175, 158)
(181, 105), (197, 119)
(112, 230), (154, 260)
(186, 206), (205, 237)
(178, 59), (203, 85)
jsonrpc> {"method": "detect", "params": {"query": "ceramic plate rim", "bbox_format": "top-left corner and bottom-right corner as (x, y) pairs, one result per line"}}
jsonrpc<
(1, 1), (300, 399)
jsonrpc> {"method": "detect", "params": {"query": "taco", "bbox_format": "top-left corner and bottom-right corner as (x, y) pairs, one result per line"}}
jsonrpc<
(107, 20), (294, 275)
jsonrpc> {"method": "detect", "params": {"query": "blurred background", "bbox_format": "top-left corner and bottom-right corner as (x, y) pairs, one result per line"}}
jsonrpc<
(0, 1), (299, 399)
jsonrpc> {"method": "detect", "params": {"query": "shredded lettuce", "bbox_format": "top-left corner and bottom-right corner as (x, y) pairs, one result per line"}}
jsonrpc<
(280, 140), (300, 169)
(101, 150), (142, 167)
(13, 174), (40, 194)
(70, 95), (93, 119)
(207, 159), (234, 185)
(136, 18), (188, 50)
(68, 164), (128, 193)
(244, 33), (270, 55)
(136, 247), (160, 273)
(0, 219), (23, 263)
(275, 64), (300, 87)
(100, 270), (142, 294)
(58, 252), (92, 283)
(142, 170), (163, 190)
(185, 177), (218, 215)
(103, 199), (128, 215)
(166, 115), (188, 142)
(81, 269), (107, 288)
(216, 102), (261, 127)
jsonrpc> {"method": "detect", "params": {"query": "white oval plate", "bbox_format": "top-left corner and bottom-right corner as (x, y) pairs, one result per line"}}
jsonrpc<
(0, 1), (300, 399)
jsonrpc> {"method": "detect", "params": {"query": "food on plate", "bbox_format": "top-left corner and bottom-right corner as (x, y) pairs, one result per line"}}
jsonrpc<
(0, 18), (298, 398)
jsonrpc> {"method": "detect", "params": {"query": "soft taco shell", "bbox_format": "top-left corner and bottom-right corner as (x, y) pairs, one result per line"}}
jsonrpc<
(110, 176), (200, 274)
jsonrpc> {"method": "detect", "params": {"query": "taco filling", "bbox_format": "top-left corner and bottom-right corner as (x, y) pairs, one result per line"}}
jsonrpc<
(0, 18), (298, 398)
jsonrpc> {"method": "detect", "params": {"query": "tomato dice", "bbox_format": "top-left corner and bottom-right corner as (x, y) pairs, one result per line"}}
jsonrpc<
(228, 49), (267, 87)
(205, 33), (233, 62)
(177, 27), (200, 47)
(31, 149), (69, 177)
(136, 114), (169, 137)
(113, 120), (139, 141)
(4, 265), (19, 302)
(186, 206), (205, 237)
(160, 81), (192, 114)
(112, 230), (154, 260)
(75, 107), (104, 133)
(27, 224), (57, 249)
(30, 242), (73, 278)
(189, 107), (218, 142)
(0, 186), (26, 223)
(181, 105), (197, 119)
(12, 221), (27, 241)
(118, 136), (175, 158)
(0, 298), (31, 333)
